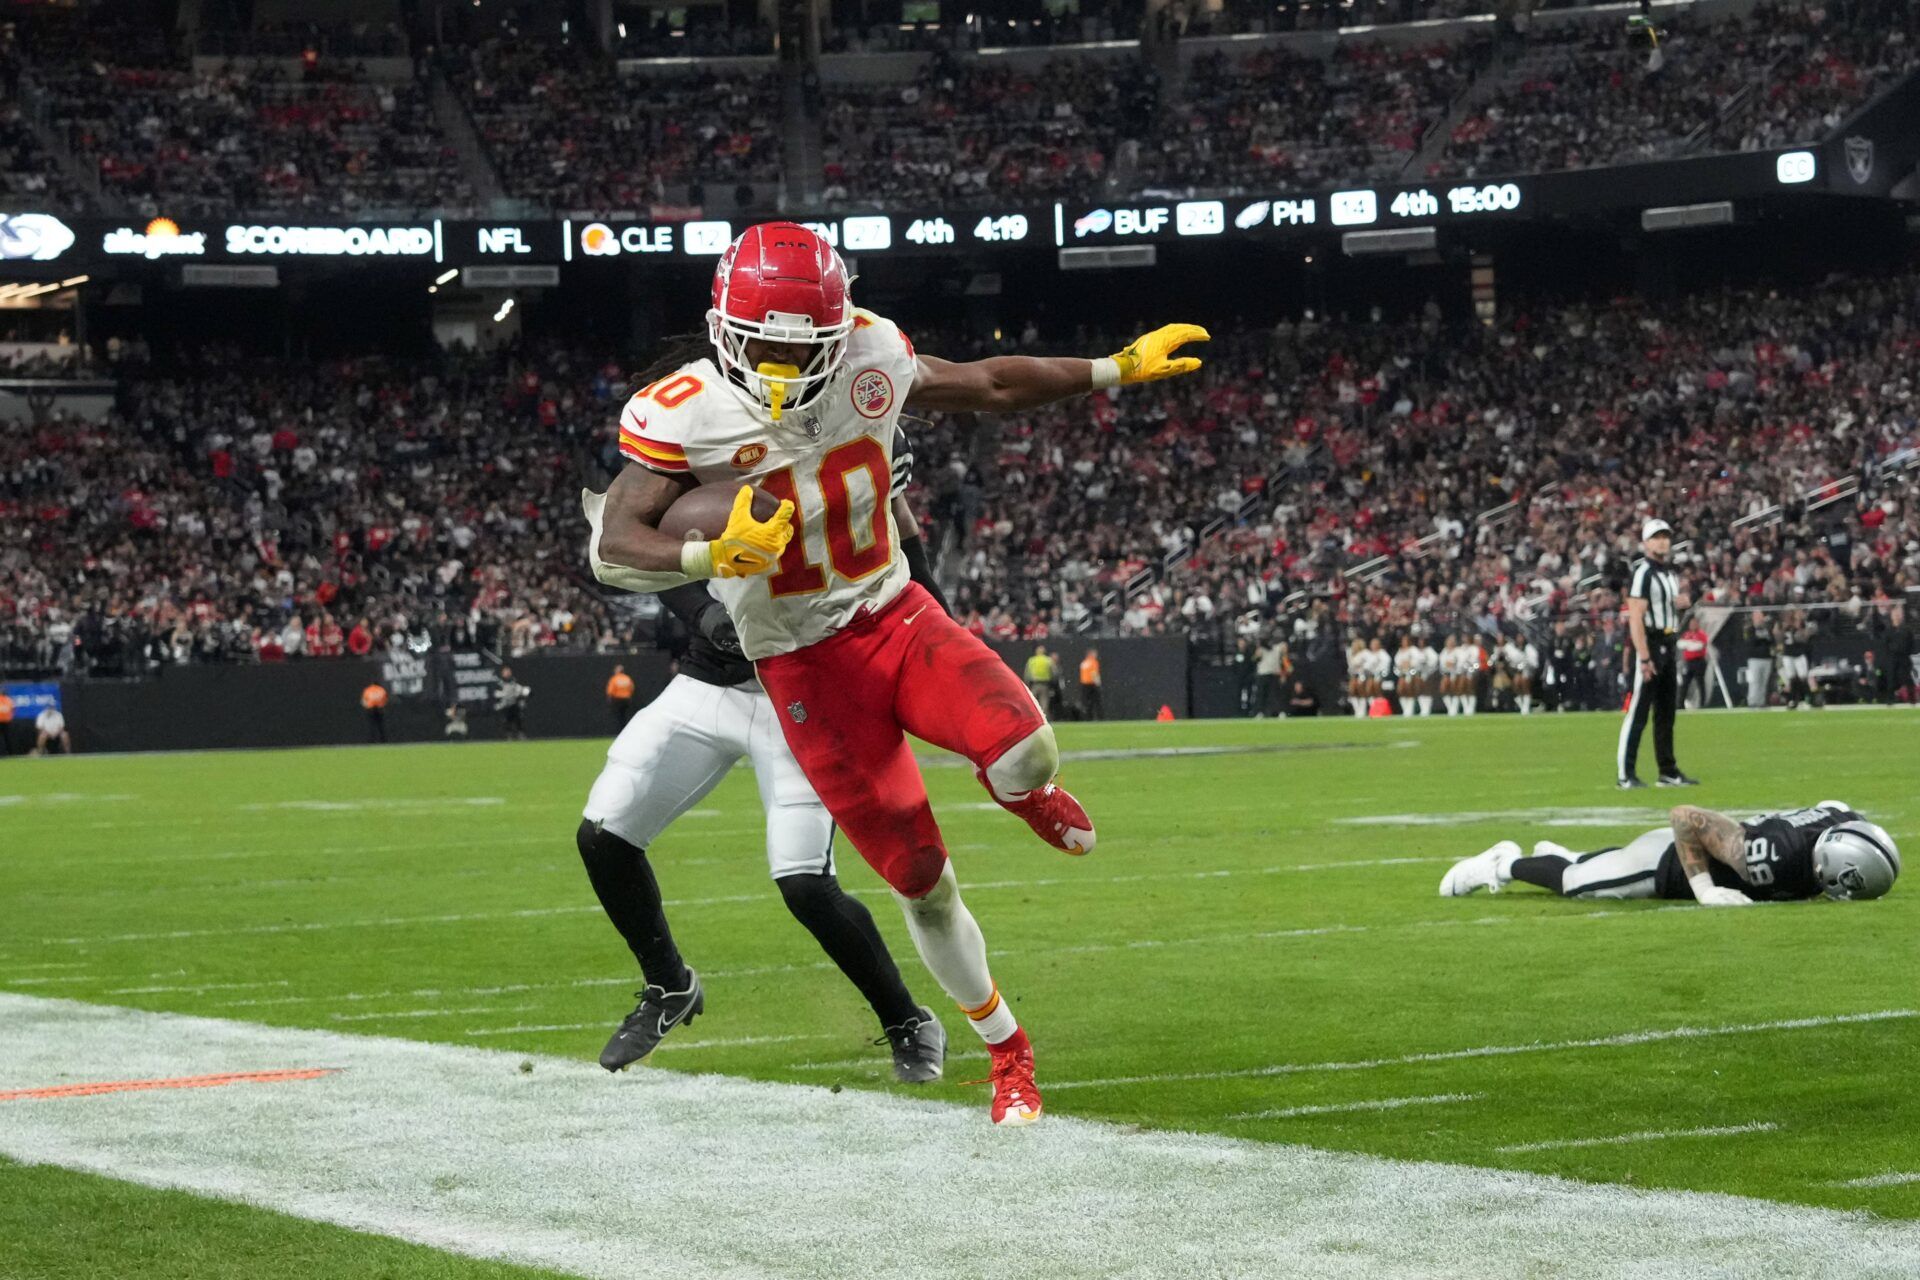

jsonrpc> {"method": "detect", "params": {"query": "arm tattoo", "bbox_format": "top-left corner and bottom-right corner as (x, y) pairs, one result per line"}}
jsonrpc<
(1670, 806), (1750, 884)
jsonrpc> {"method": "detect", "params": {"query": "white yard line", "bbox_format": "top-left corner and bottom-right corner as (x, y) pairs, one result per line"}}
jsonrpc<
(1, 995), (1916, 1280)
(1831, 1172), (1920, 1189)
(26, 856), (1524, 948)
(108, 981), (291, 996)
(195, 903), (1694, 1016)
(328, 1004), (537, 1023)
(1230, 1093), (1484, 1121)
(1048, 1011), (1917, 1090)
(1497, 1123), (1779, 1154)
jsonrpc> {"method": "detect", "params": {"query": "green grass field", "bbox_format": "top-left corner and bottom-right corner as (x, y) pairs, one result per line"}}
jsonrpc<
(3, 709), (1917, 1277)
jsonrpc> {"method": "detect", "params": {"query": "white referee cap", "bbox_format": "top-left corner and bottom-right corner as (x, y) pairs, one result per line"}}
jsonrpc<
(1642, 517), (1673, 540)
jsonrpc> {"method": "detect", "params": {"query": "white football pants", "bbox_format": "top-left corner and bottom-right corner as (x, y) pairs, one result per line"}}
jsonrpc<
(583, 674), (834, 879)
(1559, 827), (1673, 900)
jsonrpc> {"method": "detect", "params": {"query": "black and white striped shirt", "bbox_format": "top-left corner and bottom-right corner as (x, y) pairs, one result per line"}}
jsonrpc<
(1628, 557), (1679, 635)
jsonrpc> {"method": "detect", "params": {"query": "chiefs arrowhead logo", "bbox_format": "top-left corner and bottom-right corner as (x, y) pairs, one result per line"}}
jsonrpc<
(731, 442), (768, 469)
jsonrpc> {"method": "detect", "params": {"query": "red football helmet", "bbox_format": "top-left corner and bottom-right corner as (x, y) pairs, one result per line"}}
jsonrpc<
(708, 222), (855, 421)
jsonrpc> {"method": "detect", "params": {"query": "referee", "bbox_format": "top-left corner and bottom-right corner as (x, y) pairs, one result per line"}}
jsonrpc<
(1616, 518), (1700, 789)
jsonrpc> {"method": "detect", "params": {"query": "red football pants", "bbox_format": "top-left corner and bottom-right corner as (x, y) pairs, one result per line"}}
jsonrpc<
(755, 582), (1046, 898)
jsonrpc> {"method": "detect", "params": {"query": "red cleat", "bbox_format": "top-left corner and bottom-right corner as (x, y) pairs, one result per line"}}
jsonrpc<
(978, 771), (1096, 855)
(985, 1029), (1042, 1127)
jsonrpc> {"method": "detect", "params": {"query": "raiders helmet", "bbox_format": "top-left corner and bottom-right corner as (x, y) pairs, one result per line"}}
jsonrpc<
(1813, 820), (1901, 901)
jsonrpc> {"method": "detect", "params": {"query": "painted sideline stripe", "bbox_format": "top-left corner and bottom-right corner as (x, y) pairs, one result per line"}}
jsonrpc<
(1049, 1011), (1917, 1090)
(1832, 1172), (1920, 1189)
(1231, 1093), (1484, 1121)
(3, 995), (1918, 1280)
(1, 1068), (336, 1102)
(1497, 1123), (1778, 1154)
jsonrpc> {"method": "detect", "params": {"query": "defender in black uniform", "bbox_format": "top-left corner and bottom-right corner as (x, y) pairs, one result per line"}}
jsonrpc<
(1439, 802), (1900, 905)
(578, 426), (958, 1076)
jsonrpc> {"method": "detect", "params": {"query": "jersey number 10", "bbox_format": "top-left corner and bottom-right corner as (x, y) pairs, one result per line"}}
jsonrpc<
(762, 436), (893, 597)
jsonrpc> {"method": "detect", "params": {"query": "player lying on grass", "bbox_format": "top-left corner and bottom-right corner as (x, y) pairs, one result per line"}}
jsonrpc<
(578, 428), (949, 1083)
(1439, 802), (1900, 905)
(584, 221), (1208, 1124)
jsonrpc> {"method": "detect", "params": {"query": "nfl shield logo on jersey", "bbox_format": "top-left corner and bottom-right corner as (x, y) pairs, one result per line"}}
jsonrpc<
(787, 701), (807, 724)
(851, 369), (894, 418)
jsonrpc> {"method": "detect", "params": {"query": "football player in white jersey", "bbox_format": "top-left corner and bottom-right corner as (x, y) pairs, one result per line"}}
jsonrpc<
(585, 221), (1208, 1125)
(580, 427), (950, 1084)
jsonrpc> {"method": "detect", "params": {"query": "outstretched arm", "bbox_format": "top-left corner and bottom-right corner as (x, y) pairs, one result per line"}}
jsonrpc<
(1670, 804), (1753, 905)
(905, 324), (1209, 414)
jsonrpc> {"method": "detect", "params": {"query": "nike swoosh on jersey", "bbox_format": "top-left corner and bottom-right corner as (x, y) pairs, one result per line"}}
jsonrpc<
(904, 605), (929, 625)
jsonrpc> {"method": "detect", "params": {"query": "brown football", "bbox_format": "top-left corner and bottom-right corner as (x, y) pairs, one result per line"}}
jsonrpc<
(657, 481), (781, 543)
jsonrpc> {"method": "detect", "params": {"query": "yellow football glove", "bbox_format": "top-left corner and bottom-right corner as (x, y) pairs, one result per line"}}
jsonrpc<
(1104, 323), (1210, 386)
(705, 485), (795, 579)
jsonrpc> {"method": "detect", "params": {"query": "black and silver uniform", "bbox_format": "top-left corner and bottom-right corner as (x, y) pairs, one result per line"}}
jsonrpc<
(668, 424), (917, 689)
(1652, 805), (1861, 901)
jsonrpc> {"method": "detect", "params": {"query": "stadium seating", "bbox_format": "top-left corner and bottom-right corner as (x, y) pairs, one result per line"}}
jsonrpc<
(1136, 39), (1482, 195)
(1439, 3), (1920, 177)
(7, 274), (1914, 691)
(450, 39), (779, 216)
(819, 53), (1145, 209)
(3, 3), (1911, 216)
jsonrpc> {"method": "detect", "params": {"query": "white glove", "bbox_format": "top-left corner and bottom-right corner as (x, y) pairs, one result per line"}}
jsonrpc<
(582, 488), (693, 594)
(1689, 874), (1753, 907)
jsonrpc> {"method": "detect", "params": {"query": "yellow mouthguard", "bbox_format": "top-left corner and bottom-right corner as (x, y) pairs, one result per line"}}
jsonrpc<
(757, 362), (801, 421)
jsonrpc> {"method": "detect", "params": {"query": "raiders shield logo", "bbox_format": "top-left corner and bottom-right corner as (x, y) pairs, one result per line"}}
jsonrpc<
(731, 442), (768, 469)
(850, 369), (894, 419)
(1845, 135), (1874, 186)
(787, 701), (807, 724)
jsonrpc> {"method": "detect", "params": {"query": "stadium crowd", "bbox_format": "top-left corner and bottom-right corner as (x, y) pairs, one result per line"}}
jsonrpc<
(820, 52), (1149, 209)
(1, 0), (1909, 217)
(1138, 39), (1482, 195)
(1440, 2), (1920, 178)
(0, 342), (636, 679)
(930, 273), (1920, 712)
(450, 39), (779, 215)
(5, 268), (1918, 695)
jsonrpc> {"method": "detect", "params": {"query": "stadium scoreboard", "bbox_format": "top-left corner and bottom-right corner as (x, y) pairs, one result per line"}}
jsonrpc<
(0, 145), (1881, 277)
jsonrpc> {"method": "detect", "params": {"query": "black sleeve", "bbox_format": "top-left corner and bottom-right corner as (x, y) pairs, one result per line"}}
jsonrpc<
(657, 581), (717, 628)
(901, 534), (950, 617)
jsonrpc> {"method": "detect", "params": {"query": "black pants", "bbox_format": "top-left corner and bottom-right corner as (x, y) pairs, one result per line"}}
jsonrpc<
(1680, 658), (1707, 708)
(1617, 640), (1678, 781)
(1080, 684), (1103, 721)
(366, 709), (386, 743)
(612, 698), (633, 729)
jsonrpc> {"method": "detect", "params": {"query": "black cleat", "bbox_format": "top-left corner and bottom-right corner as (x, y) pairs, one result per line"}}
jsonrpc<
(1658, 772), (1702, 787)
(599, 970), (704, 1072)
(1617, 777), (1648, 790)
(878, 1006), (947, 1083)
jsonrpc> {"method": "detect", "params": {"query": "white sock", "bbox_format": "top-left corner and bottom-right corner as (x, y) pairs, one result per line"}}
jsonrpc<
(1348, 697), (1364, 716)
(1444, 695), (1457, 715)
(1418, 695), (1432, 716)
(1465, 695), (1477, 715)
(983, 725), (1058, 804)
(1518, 694), (1531, 714)
(894, 863), (1018, 1045)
